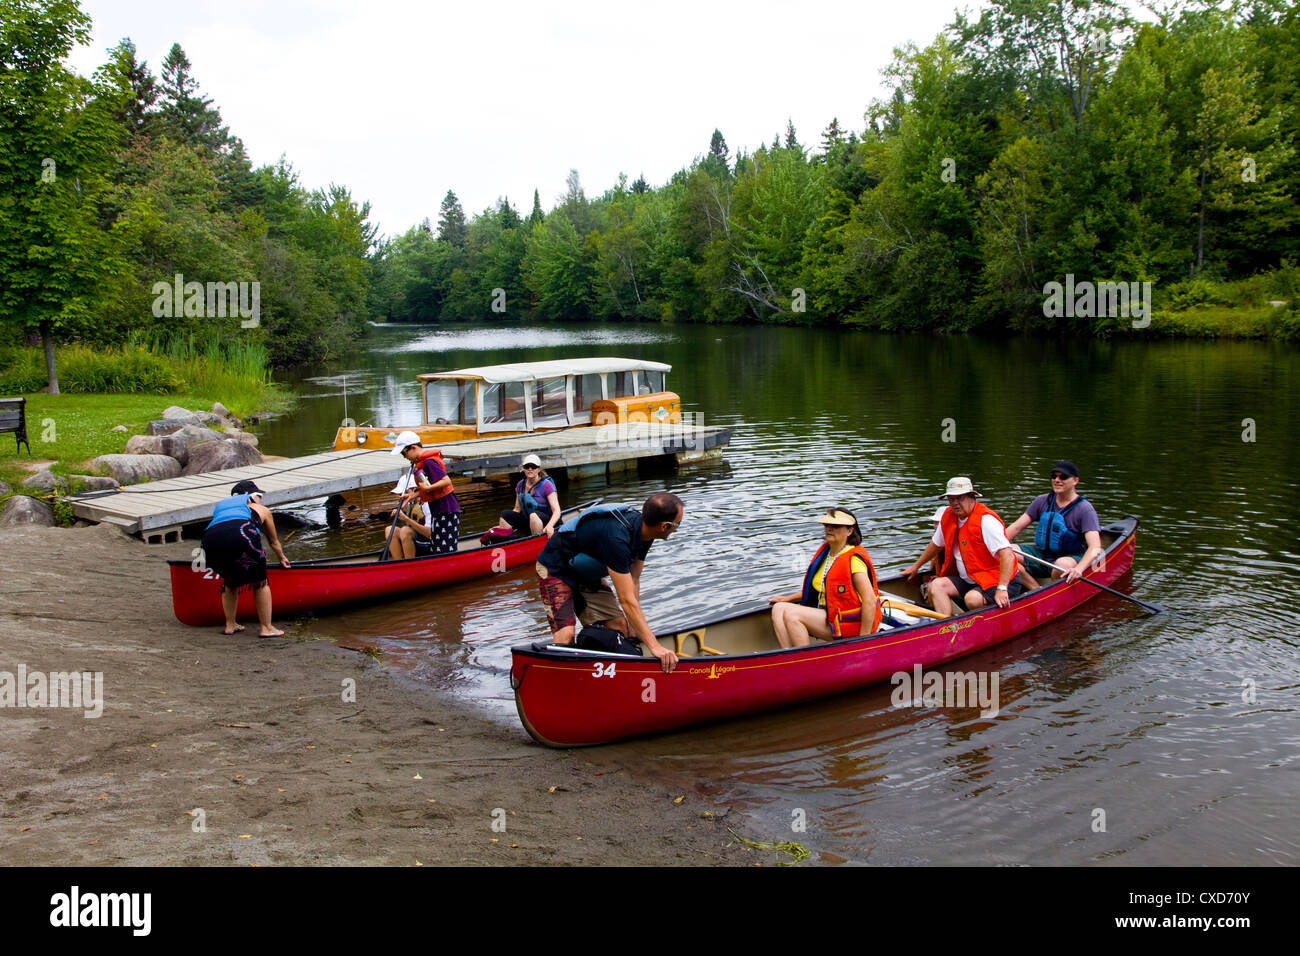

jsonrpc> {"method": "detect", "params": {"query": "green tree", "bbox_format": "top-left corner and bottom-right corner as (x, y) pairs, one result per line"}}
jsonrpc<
(0, 0), (130, 391)
(437, 189), (467, 248)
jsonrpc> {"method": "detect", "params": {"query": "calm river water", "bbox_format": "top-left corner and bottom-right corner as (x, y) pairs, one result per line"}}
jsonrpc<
(259, 321), (1298, 865)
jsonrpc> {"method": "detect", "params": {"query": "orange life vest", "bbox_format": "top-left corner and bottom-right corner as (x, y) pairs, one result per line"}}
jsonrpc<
(939, 501), (1018, 589)
(414, 448), (452, 502)
(800, 543), (882, 638)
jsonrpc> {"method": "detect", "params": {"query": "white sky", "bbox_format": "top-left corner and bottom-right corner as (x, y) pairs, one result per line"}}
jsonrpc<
(68, 0), (991, 239)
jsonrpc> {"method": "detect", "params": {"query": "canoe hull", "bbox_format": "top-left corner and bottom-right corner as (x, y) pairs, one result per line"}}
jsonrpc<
(510, 519), (1140, 747)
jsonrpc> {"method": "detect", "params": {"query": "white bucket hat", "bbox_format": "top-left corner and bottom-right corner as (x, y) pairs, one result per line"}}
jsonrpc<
(938, 476), (982, 499)
(390, 473), (414, 495)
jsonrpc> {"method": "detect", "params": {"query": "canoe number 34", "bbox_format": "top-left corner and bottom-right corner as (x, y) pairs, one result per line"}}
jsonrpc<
(591, 662), (618, 678)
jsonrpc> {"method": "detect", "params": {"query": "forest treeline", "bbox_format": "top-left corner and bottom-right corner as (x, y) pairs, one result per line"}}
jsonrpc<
(3, 0), (1298, 386)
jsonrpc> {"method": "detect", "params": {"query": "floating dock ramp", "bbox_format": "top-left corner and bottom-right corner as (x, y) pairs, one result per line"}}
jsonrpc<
(69, 421), (729, 541)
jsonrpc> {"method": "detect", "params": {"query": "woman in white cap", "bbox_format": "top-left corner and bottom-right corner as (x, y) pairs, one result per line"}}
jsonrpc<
(392, 430), (462, 554)
(768, 507), (881, 647)
(493, 454), (561, 537)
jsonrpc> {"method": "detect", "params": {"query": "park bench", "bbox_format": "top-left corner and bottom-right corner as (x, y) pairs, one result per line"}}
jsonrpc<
(0, 397), (30, 454)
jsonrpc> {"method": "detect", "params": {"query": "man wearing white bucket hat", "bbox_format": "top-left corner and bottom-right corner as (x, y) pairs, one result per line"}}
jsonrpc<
(904, 477), (1023, 616)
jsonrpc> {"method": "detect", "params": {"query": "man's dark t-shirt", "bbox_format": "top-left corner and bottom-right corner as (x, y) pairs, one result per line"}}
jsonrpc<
(538, 508), (650, 588)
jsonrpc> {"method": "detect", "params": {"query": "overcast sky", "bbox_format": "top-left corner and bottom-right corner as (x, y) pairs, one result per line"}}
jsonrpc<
(68, 0), (993, 239)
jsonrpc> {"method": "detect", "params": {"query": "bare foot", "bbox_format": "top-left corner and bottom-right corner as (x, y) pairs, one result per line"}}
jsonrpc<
(222, 624), (246, 635)
(258, 628), (285, 638)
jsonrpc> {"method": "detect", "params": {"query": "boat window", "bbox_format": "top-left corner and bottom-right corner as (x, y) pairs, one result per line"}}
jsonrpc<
(573, 373), (605, 412)
(480, 381), (529, 427)
(425, 380), (476, 425)
(532, 377), (569, 427)
(612, 371), (635, 398)
(642, 370), (665, 394)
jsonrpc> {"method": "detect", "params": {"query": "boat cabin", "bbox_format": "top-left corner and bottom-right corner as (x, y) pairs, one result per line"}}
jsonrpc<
(333, 357), (681, 451)
(418, 358), (676, 432)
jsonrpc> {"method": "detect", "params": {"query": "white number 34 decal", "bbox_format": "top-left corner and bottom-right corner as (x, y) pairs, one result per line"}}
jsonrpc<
(591, 661), (617, 678)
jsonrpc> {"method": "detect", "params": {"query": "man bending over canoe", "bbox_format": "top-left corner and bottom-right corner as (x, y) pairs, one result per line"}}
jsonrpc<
(1003, 460), (1103, 583)
(904, 477), (1023, 616)
(535, 492), (684, 673)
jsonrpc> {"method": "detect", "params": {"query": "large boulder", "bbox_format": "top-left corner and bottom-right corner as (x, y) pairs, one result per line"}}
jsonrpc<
(163, 424), (228, 466)
(161, 405), (200, 424)
(147, 418), (191, 437)
(212, 402), (231, 419)
(0, 495), (55, 527)
(21, 470), (66, 493)
(89, 453), (182, 484)
(69, 474), (120, 492)
(181, 439), (262, 476)
(125, 434), (165, 456)
(222, 429), (259, 447)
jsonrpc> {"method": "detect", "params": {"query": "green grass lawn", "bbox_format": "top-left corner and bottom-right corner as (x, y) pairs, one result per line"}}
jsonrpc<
(0, 391), (288, 493)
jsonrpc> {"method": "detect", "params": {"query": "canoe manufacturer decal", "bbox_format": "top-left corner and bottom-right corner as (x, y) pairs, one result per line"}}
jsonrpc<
(689, 663), (738, 679)
(939, 618), (976, 643)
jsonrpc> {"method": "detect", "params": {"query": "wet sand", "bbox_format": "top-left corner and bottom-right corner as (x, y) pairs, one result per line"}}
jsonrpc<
(0, 523), (751, 866)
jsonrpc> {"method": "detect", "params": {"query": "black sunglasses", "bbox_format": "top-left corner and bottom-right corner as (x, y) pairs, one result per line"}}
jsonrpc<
(1051, 472), (1074, 480)
(522, 463), (539, 470)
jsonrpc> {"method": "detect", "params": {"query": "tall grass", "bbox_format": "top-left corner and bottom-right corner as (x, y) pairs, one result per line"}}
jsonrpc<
(0, 332), (283, 417)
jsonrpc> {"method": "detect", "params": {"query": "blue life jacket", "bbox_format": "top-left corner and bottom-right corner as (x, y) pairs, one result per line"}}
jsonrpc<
(1034, 495), (1086, 557)
(555, 504), (641, 585)
(206, 494), (254, 531)
(516, 477), (554, 520)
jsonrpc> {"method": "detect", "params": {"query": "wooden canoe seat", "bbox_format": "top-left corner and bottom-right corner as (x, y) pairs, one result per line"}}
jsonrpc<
(674, 629), (724, 657)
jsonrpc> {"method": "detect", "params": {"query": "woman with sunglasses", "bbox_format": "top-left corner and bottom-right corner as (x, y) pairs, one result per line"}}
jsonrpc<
(768, 507), (881, 647)
(494, 454), (562, 537)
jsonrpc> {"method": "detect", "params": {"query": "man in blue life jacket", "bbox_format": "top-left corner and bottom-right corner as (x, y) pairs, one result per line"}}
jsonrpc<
(535, 492), (684, 673)
(1004, 460), (1103, 583)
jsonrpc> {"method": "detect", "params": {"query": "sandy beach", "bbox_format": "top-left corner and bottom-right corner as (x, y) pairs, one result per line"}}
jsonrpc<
(0, 523), (753, 866)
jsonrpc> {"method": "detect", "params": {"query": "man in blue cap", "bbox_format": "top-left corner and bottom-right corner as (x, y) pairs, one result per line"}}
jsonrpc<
(1004, 460), (1103, 583)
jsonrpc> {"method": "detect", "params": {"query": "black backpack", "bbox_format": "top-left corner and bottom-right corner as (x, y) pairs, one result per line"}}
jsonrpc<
(574, 625), (643, 657)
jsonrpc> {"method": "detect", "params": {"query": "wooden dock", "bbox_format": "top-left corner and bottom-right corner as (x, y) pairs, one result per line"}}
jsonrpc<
(69, 421), (729, 541)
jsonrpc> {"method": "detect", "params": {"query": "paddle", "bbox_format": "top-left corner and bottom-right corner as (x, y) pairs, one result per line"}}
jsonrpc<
(1014, 547), (1166, 614)
(378, 464), (414, 562)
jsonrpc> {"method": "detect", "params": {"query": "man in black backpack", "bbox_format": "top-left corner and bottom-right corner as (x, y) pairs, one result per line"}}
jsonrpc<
(1004, 460), (1103, 583)
(535, 492), (683, 673)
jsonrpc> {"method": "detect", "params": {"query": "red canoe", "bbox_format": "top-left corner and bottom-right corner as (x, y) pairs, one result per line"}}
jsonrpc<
(511, 516), (1141, 747)
(169, 500), (602, 627)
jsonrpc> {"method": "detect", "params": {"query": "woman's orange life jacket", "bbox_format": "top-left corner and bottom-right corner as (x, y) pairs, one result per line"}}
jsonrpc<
(800, 543), (882, 638)
(414, 448), (452, 502)
(939, 501), (1018, 589)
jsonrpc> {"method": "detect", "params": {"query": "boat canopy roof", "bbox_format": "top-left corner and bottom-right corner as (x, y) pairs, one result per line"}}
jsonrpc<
(416, 357), (670, 385)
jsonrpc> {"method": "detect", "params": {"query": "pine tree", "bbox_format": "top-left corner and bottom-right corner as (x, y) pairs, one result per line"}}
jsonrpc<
(821, 117), (844, 152)
(157, 44), (225, 149)
(784, 118), (800, 150)
(107, 39), (156, 139)
(529, 189), (544, 225)
(631, 174), (649, 194)
(437, 190), (467, 247)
